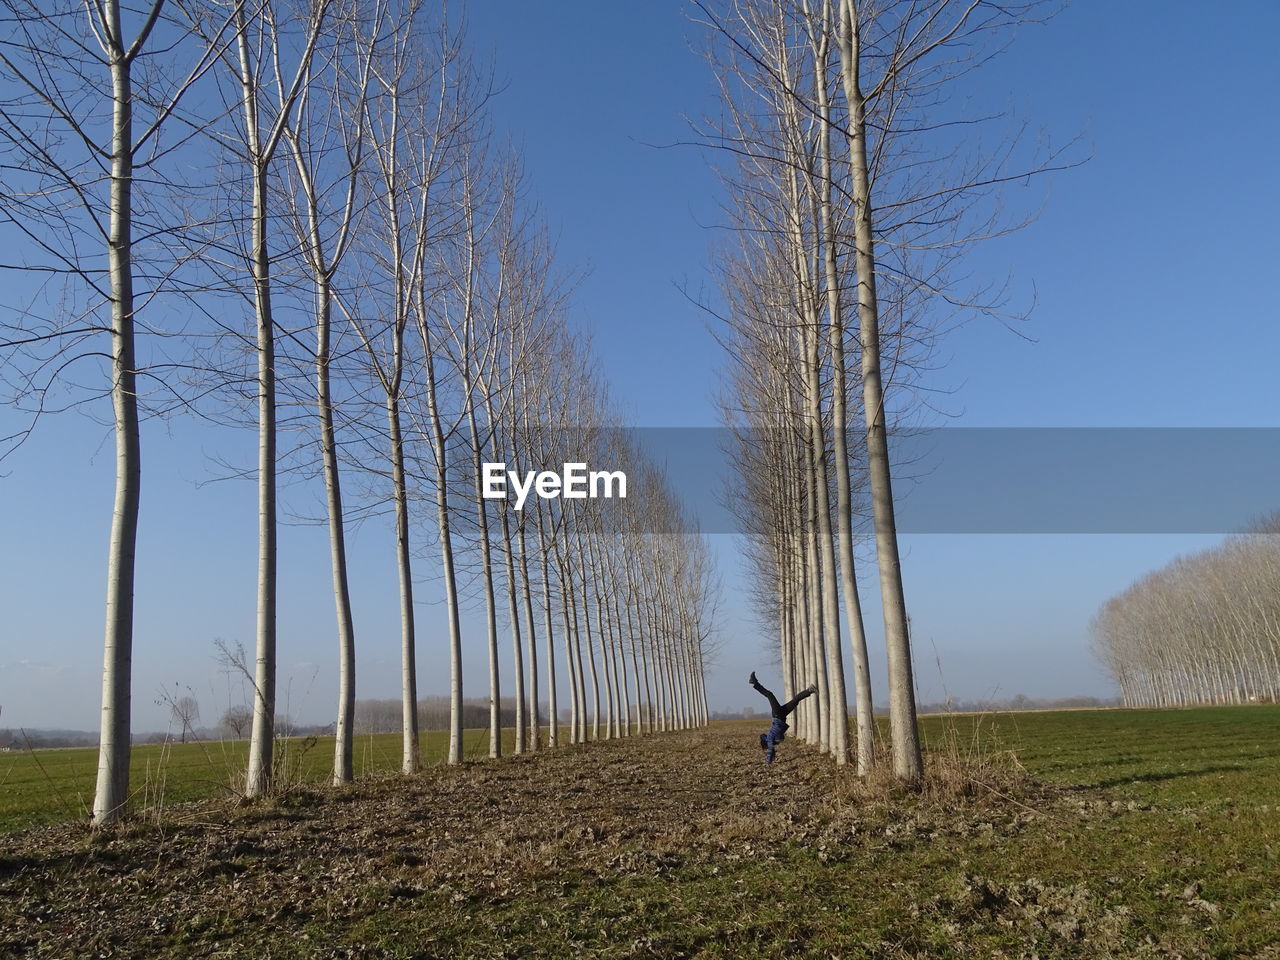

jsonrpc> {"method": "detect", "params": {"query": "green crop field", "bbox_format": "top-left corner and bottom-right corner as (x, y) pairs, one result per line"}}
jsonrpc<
(921, 705), (1280, 804)
(3, 706), (1279, 958)
(0, 727), (533, 833)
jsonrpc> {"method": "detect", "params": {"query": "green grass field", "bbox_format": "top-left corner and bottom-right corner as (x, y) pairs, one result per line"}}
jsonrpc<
(919, 704), (1280, 804)
(3, 706), (1279, 958)
(0, 726), (526, 832)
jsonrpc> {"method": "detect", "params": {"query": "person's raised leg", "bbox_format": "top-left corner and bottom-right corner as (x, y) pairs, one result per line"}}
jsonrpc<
(749, 671), (782, 715)
(777, 682), (818, 720)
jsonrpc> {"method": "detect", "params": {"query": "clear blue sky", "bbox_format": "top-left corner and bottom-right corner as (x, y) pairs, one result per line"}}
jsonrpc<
(2, 1), (1278, 731)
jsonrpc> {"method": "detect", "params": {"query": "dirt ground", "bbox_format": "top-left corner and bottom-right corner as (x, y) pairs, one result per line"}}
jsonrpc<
(0, 724), (1267, 959)
(1, 727), (826, 954)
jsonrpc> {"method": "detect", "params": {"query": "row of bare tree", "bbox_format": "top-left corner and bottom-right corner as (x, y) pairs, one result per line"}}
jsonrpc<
(1092, 532), (1280, 708)
(697, 0), (1064, 779)
(0, 0), (713, 824)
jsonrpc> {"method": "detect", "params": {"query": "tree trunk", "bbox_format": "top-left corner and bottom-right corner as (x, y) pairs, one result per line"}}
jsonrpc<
(517, 517), (541, 749)
(535, 499), (559, 747)
(465, 402), (502, 760)
(236, 15), (278, 799)
(837, 0), (923, 782)
(499, 504), (526, 754)
(417, 305), (464, 764)
(388, 392), (419, 773)
(94, 9), (141, 823)
(315, 278), (357, 785)
(813, 16), (874, 772)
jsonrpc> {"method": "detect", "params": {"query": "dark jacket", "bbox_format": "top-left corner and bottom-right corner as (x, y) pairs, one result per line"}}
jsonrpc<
(763, 716), (788, 763)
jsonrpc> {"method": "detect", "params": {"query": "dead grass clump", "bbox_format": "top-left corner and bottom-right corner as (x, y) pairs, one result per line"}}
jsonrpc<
(836, 714), (1040, 810)
(922, 726), (1032, 805)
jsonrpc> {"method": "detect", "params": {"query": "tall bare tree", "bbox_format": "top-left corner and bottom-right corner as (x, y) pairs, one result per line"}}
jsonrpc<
(1, 0), (231, 822)
(280, 0), (387, 785)
(207, 0), (331, 798)
(347, 3), (470, 773)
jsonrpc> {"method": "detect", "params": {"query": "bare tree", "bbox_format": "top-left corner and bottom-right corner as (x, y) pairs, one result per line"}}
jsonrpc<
(347, 4), (475, 773)
(802, 0), (875, 772)
(171, 695), (200, 743)
(220, 704), (253, 739)
(407, 187), (469, 764)
(0, 0), (232, 822)
(280, 0), (389, 786)
(190, 0), (331, 797)
(831, 0), (1071, 779)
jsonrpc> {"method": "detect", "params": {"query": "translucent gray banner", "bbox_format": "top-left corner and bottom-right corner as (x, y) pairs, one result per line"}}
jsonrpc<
(459, 428), (1280, 534)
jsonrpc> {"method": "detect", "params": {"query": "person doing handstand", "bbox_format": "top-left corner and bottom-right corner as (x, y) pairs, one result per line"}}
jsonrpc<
(749, 671), (818, 764)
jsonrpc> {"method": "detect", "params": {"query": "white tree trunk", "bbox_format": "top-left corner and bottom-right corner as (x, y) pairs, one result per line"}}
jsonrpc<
(812, 15), (874, 772)
(837, 0), (923, 781)
(516, 517), (541, 749)
(315, 279), (357, 785)
(534, 500), (559, 747)
(417, 310), (465, 764)
(94, 6), (142, 822)
(389, 393), (419, 773)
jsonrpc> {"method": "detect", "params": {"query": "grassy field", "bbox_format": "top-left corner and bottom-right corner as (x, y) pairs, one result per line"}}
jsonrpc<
(3, 706), (1279, 958)
(0, 727), (524, 833)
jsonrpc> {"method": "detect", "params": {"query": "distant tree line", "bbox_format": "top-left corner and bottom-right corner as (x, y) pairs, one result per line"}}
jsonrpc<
(0, 729), (98, 751)
(354, 697), (532, 735)
(1092, 530), (1280, 707)
(708, 696), (1117, 723)
(915, 695), (1119, 715)
(0, 690), (714, 750)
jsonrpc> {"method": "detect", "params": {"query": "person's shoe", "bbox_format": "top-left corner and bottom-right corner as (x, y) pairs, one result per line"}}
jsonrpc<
(759, 733), (768, 751)
(749, 671), (757, 685)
